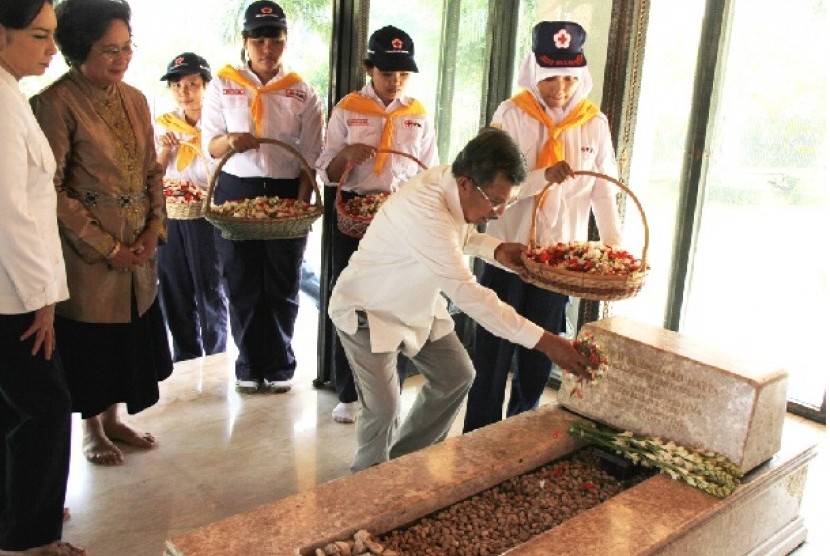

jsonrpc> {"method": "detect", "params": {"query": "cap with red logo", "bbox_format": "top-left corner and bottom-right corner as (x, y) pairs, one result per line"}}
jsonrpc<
(160, 52), (211, 82)
(532, 21), (587, 68)
(366, 26), (418, 73)
(243, 0), (287, 32)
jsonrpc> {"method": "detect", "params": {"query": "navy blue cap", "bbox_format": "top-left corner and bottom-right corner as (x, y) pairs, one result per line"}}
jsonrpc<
(160, 52), (211, 81)
(366, 26), (418, 73)
(532, 21), (587, 68)
(244, 1), (287, 32)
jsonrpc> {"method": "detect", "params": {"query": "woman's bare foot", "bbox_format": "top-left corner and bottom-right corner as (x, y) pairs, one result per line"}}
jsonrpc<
(83, 415), (123, 465)
(103, 421), (155, 449)
(82, 431), (123, 465)
(17, 540), (86, 555)
(99, 404), (156, 449)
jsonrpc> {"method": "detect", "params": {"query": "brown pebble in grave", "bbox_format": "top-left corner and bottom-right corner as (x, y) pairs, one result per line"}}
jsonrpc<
(315, 450), (647, 556)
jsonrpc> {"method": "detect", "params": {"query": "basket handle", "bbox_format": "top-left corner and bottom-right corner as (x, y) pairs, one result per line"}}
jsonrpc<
(526, 170), (649, 268)
(335, 148), (428, 205)
(203, 138), (321, 214)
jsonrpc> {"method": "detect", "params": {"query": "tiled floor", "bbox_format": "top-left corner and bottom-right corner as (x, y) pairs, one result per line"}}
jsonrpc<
(59, 297), (827, 555)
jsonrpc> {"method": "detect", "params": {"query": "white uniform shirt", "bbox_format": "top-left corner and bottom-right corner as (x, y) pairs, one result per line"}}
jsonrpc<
(201, 65), (324, 179)
(0, 66), (69, 313)
(153, 110), (212, 188)
(487, 100), (623, 248)
(316, 83), (437, 192)
(328, 165), (544, 357)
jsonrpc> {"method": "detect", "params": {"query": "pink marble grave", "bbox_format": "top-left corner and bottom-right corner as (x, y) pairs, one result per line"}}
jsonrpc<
(165, 318), (813, 556)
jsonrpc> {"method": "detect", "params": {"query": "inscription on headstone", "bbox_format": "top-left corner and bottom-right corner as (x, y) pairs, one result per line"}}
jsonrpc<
(559, 316), (788, 472)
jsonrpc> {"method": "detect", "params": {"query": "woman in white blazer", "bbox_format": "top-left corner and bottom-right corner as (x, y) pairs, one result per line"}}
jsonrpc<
(0, 1), (84, 554)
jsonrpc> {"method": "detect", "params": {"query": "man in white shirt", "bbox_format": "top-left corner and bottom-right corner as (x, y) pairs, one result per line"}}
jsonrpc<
(329, 129), (590, 471)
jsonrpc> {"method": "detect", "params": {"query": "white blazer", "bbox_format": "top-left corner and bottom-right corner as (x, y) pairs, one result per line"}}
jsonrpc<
(0, 66), (69, 314)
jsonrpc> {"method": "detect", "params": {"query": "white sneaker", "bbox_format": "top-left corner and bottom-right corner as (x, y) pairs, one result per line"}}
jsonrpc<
(262, 379), (291, 394)
(235, 380), (260, 394)
(332, 401), (359, 424)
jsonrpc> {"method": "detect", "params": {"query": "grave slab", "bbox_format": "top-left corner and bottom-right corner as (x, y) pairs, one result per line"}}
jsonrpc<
(164, 407), (815, 556)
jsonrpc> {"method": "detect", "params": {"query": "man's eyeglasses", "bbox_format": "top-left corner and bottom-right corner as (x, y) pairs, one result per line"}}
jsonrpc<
(469, 178), (521, 212)
(96, 42), (135, 60)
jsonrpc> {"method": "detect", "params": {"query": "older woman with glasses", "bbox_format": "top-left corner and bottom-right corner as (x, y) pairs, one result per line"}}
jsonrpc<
(30, 0), (172, 466)
(463, 21), (623, 433)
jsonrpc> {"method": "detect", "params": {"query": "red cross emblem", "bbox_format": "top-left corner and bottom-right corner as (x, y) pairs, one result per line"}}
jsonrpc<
(174, 57), (184, 65)
(553, 29), (571, 49)
(391, 38), (403, 50)
(261, 6), (273, 14)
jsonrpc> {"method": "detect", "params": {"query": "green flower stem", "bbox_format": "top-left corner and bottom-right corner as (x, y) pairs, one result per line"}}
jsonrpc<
(569, 422), (742, 498)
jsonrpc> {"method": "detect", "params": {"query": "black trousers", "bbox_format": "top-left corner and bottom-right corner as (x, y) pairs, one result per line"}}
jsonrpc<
(463, 264), (568, 433)
(213, 172), (307, 382)
(0, 313), (72, 551)
(158, 217), (228, 362)
(329, 190), (407, 404)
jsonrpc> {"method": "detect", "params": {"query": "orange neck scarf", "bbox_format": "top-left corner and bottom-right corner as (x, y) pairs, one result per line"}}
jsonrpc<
(217, 65), (303, 137)
(337, 92), (426, 175)
(155, 112), (202, 172)
(511, 90), (599, 169)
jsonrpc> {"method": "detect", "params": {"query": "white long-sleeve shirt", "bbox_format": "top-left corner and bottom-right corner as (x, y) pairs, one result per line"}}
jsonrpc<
(0, 66), (69, 314)
(153, 110), (212, 188)
(201, 65), (323, 179)
(316, 83), (437, 192)
(487, 99), (623, 248)
(328, 165), (544, 356)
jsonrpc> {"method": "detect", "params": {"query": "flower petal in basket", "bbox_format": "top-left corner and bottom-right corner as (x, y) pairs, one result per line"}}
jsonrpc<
(520, 251), (648, 302)
(203, 138), (323, 240)
(520, 171), (649, 302)
(163, 177), (206, 220)
(334, 149), (427, 239)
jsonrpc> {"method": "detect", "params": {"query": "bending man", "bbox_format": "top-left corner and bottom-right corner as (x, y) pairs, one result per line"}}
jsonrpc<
(328, 128), (591, 472)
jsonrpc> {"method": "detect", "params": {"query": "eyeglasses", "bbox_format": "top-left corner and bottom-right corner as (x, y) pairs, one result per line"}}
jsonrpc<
(96, 42), (135, 60)
(469, 177), (521, 212)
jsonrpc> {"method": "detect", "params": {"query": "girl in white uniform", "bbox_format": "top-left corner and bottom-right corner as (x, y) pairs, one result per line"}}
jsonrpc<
(155, 52), (228, 364)
(316, 25), (437, 423)
(464, 21), (623, 432)
(201, 0), (323, 394)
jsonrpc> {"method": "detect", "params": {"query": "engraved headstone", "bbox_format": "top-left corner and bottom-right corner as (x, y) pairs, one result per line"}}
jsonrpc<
(559, 316), (788, 472)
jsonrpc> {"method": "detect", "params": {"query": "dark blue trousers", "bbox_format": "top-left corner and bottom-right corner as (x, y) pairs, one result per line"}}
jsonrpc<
(329, 190), (407, 404)
(213, 172), (306, 382)
(0, 313), (71, 551)
(463, 264), (568, 433)
(158, 217), (228, 362)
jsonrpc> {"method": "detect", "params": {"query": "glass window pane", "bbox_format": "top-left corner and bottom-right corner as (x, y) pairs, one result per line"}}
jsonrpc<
(609, 0), (706, 328)
(444, 1), (490, 160)
(682, 0), (828, 407)
(513, 0), (538, 89)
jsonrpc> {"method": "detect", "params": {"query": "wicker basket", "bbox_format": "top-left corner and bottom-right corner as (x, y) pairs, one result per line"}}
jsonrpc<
(203, 138), (323, 240)
(520, 170), (649, 301)
(335, 149), (427, 239)
(166, 198), (204, 220)
(164, 178), (206, 220)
